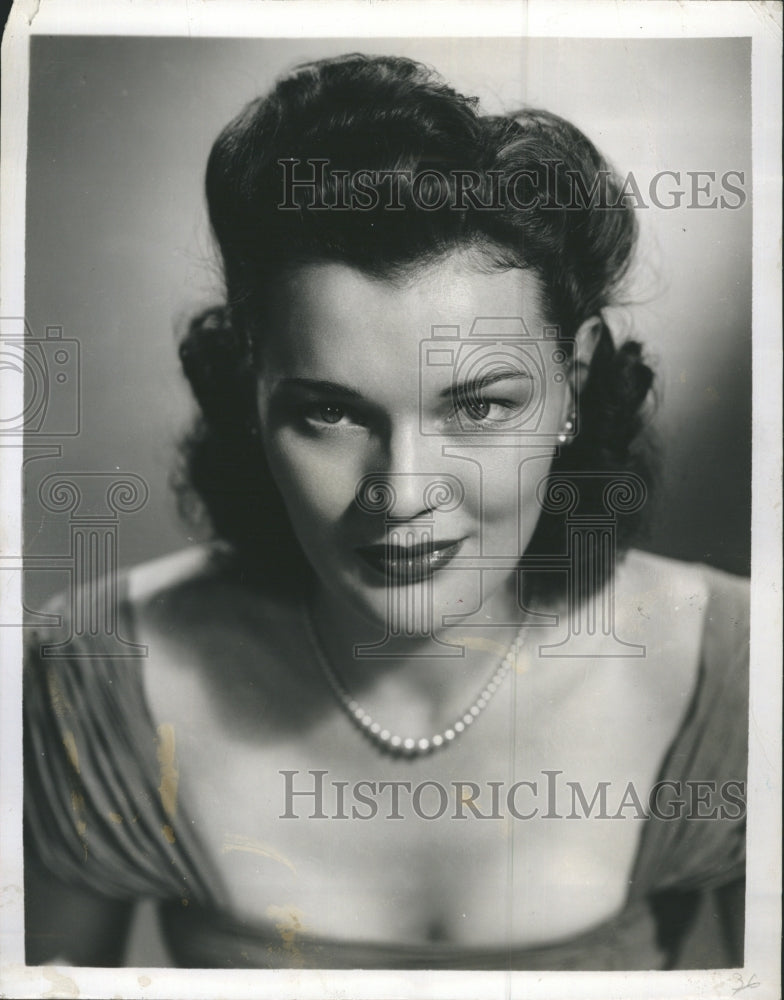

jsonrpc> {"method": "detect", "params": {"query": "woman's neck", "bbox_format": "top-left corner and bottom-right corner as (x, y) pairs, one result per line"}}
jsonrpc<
(307, 578), (534, 729)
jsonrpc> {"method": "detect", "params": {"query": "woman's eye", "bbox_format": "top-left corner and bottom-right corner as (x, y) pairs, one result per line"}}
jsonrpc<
(302, 402), (365, 430)
(464, 400), (492, 420)
(449, 396), (516, 426)
(317, 404), (346, 425)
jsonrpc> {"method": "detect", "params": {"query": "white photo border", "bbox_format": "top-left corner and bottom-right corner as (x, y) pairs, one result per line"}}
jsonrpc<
(1, 2), (781, 998)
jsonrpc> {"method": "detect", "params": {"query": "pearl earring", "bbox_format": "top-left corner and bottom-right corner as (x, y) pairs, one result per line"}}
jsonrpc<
(558, 411), (576, 444)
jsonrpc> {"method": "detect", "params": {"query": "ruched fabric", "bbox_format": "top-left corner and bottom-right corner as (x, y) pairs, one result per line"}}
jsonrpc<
(23, 597), (225, 909)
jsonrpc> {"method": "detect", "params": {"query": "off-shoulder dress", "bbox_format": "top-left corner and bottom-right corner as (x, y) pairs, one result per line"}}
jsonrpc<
(24, 560), (748, 969)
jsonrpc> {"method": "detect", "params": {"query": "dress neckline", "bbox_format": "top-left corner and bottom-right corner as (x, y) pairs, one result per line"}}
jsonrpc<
(116, 560), (743, 956)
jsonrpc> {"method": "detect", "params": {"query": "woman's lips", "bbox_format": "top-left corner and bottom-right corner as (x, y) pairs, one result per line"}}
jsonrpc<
(355, 538), (465, 583)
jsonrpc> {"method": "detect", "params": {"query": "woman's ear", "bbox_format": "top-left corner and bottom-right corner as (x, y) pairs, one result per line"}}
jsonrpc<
(559, 317), (603, 435)
(570, 316), (603, 392)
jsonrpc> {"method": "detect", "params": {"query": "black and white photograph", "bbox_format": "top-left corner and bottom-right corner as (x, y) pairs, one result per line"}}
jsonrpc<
(1, 2), (781, 998)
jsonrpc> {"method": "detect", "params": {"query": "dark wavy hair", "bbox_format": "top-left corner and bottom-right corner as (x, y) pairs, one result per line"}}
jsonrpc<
(177, 53), (655, 600)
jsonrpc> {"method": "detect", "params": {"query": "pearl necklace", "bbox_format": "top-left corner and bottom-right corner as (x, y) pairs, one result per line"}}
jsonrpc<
(305, 610), (528, 756)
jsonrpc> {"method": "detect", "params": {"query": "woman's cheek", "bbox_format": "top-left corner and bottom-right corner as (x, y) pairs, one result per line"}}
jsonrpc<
(266, 431), (364, 523)
(477, 450), (553, 546)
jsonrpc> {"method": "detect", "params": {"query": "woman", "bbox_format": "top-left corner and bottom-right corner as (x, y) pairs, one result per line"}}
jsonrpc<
(24, 53), (748, 970)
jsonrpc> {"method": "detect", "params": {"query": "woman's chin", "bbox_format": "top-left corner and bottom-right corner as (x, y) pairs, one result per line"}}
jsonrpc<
(322, 569), (487, 640)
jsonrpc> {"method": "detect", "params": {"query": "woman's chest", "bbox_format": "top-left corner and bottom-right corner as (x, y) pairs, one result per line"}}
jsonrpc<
(139, 559), (707, 949)
(159, 650), (696, 949)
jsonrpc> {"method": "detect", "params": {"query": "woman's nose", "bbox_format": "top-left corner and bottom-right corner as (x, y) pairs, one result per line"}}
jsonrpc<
(356, 422), (465, 521)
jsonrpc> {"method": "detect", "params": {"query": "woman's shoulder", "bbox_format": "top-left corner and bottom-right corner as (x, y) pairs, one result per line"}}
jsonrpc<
(124, 543), (299, 639)
(618, 549), (749, 625)
(619, 550), (749, 746)
(26, 543), (301, 703)
(610, 550), (749, 722)
(125, 544), (310, 725)
(124, 542), (235, 614)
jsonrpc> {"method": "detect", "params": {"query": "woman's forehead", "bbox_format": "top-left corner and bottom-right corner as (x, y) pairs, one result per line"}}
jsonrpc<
(261, 255), (549, 367)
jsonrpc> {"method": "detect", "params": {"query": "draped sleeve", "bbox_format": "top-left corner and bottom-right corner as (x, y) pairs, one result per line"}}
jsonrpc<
(23, 584), (223, 907)
(629, 564), (749, 896)
(627, 564), (749, 968)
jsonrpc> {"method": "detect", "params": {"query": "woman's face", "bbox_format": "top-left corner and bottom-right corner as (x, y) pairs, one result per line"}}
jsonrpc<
(256, 253), (574, 632)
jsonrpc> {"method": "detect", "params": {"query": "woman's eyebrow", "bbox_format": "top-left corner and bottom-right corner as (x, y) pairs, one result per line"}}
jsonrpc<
(273, 369), (529, 401)
(274, 377), (365, 399)
(442, 368), (531, 399)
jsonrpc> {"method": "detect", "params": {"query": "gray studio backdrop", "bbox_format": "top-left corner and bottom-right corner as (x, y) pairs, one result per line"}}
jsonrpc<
(23, 35), (751, 613)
